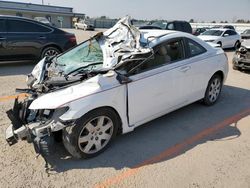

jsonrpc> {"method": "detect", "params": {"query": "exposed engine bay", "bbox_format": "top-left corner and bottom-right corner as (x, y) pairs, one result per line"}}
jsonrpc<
(233, 40), (250, 70)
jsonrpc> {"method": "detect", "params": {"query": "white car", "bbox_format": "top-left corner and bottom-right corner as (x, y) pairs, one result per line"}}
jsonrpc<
(74, 20), (94, 31)
(6, 17), (228, 160)
(198, 28), (241, 49)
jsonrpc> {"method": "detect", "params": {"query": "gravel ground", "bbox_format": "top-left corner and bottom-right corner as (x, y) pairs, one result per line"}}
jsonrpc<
(0, 30), (250, 188)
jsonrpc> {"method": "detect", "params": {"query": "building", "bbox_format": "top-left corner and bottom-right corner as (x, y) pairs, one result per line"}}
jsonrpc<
(0, 0), (85, 28)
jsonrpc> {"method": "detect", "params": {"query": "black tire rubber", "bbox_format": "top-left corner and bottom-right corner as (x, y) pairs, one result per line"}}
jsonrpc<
(41, 46), (61, 59)
(217, 41), (222, 47)
(234, 40), (241, 50)
(62, 108), (120, 159)
(203, 74), (222, 106)
(232, 65), (239, 70)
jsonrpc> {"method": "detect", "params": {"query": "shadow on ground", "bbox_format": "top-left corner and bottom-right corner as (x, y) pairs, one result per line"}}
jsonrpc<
(0, 61), (35, 76)
(44, 85), (250, 173)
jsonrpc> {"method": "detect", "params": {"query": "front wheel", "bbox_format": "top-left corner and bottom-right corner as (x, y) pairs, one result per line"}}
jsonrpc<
(63, 108), (119, 159)
(217, 41), (222, 47)
(203, 74), (222, 106)
(41, 46), (60, 59)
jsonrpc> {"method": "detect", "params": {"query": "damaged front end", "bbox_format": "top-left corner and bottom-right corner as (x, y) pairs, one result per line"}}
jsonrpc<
(233, 40), (250, 70)
(5, 16), (154, 161)
(6, 93), (70, 157)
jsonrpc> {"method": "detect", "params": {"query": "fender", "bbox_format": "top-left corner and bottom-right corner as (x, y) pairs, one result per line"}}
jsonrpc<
(29, 73), (133, 134)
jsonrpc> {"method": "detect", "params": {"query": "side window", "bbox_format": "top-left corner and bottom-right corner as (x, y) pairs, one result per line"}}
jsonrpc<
(187, 39), (207, 57)
(229, 30), (236, 35)
(223, 30), (230, 36)
(130, 39), (185, 74)
(7, 19), (52, 33)
(167, 22), (174, 30)
(0, 19), (6, 32)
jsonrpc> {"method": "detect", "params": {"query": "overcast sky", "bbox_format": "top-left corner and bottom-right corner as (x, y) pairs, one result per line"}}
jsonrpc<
(3, 0), (250, 22)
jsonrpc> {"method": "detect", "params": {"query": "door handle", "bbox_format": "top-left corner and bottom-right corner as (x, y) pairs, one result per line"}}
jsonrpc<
(38, 36), (46, 39)
(179, 66), (191, 73)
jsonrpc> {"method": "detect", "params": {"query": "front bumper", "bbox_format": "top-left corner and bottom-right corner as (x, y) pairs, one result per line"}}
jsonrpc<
(233, 57), (250, 70)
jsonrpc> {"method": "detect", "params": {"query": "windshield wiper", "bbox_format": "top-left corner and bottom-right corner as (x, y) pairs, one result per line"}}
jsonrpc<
(64, 61), (103, 77)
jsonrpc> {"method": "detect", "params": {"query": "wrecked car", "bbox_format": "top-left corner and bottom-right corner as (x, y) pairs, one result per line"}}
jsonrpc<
(232, 39), (250, 70)
(6, 16), (228, 161)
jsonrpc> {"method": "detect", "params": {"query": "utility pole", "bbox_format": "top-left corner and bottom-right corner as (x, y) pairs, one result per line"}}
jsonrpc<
(42, 0), (44, 5)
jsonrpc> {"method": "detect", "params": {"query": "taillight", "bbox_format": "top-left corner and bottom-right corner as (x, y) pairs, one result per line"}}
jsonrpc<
(69, 36), (76, 43)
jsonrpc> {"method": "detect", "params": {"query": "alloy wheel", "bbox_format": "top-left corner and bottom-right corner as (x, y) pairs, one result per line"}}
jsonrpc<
(78, 116), (114, 154)
(208, 78), (221, 103)
(44, 49), (59, 57)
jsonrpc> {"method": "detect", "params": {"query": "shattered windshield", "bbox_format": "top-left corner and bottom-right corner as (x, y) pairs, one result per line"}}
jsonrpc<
(202, 30), (223, 36)
(56, 38), (103, 74)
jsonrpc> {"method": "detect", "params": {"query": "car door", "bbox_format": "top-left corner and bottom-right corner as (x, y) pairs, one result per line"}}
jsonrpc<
(126, 38), (195, 126)
(6, 18), (51, 60)
(222, 30), (236, 48)
(0, 18), (9, 61)
(228, 30), (239, 47)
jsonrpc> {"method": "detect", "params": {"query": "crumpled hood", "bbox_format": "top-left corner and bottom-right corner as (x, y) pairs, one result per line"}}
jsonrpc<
(198, 35), (220, 41)
(29, 71), (120, 109)
(100, 16), (152, 68)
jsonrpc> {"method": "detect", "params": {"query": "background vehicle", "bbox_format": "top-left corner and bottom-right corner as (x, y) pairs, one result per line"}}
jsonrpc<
(34, 17), (52, 26)
(192, 27), (209, 36)
(5, 17), (228, 159)
(198, 28), (241, 49)
(74, 20), (95, 31)
(241, 29), (250, 40)
(211, 25), (235, 31)
(139, 20), (192, 33)
(232, 39), (250, 70)
(0, 15), (77, 62)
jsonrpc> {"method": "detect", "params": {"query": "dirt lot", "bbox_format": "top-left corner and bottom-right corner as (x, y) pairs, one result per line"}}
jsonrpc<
(0, 30), (250, 188)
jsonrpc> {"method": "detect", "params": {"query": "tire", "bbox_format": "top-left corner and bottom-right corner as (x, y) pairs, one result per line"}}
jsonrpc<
(232, 65), (239, 70)
(217, 41), (222, 47)
(234, 40), (241, 50)
(62, 108), (119, 159)
(41, 46), (60, 59)
(203, 74), (222, 106)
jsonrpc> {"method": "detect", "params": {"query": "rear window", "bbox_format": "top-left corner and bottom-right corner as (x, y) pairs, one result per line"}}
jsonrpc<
(7, 19), (52, 33)
(187, 39), (207, 57)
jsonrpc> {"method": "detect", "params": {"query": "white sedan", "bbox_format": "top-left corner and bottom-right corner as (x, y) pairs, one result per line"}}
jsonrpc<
(6, 17), (228, 159)
(198, 28), (241, 49)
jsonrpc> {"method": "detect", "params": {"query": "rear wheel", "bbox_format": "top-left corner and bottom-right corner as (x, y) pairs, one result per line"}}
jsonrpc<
(203, 74), (222, 106)
(234, 40), (241, 50)
(62, 108), (119, 158)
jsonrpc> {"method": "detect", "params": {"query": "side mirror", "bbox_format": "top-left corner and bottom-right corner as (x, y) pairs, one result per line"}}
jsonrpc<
(116, 73), (132, 84)
(223, 34), (229, 37)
